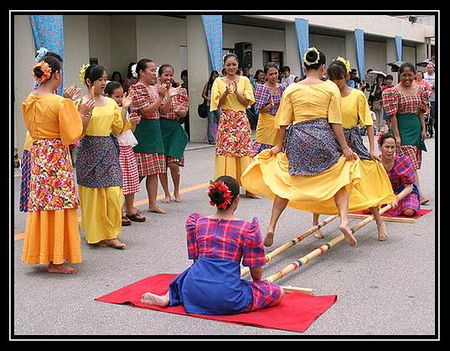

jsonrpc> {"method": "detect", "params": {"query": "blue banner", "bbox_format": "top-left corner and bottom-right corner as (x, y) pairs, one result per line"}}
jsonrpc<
(295, 18), (309, 77)
(29, 15), (65, 95)
(354, 29), (365, 80)
(201, 15), (223, 73)
(395, 35), (403, 62)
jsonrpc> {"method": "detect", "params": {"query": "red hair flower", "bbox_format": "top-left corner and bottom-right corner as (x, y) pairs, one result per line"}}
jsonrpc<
(207, 180), (232, 209)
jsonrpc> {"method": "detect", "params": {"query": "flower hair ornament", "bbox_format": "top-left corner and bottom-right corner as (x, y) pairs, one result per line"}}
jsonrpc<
(79, 64), (89, 84)
(303, 47), (320, 66)
(207, 180), (233, 209)
(131, 63), (138, 79)
(35, 47), (49, 63)
(336, 56), (351, 73)
(33, 61), (52, 84)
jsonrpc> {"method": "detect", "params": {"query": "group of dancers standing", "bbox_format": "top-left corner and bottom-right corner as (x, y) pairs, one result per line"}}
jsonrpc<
(19, 46), (429, 315)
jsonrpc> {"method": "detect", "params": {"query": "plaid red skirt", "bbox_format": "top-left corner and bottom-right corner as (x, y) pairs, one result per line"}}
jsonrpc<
(119, 145), (140, 195)
(135, 152), (166, 177)
(386, 192), (420, 216)
(396, 145), (422, 170)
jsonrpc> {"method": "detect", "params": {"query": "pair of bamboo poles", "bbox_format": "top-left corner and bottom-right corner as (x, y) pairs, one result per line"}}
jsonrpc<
(241, 204), (392, 293)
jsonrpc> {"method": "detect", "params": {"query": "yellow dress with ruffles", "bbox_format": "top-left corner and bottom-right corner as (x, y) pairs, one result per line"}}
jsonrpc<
(241, 80), (363, 215)
(341, 89), (396, 210)
(210, 76), (256, 185)
(21, 94), (83, 265)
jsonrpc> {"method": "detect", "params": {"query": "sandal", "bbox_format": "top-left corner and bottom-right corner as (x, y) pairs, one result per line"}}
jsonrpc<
(126, 212), (146, 222)
(122, 216), (132, 226)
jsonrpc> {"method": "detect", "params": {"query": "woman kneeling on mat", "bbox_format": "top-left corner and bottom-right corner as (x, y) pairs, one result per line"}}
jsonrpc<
(379, 132), (420, 217)
(141, 176), (284, 314)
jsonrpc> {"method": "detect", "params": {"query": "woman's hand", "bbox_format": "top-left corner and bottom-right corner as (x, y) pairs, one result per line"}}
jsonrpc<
(78, 97), (95, 116)
(394, 134), (402, 146)
(390, 197), (399, 210)
(370, 149), (382, 162)
(421, 128), (427, 141)
(129, 115), (141, 126)
(157, 84), (167, 98)
(122, 92), (132, 110)
(270, 145), (282, 156)
(343, 146), (357, 161)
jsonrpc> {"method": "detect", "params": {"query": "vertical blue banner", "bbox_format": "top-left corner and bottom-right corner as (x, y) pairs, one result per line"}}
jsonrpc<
(295, 18), (309, 77)
(395, 35), (403, 62)
(201, 15), (223, 73)
(29, 15), (65, 95)
(354, 29), (365, 80)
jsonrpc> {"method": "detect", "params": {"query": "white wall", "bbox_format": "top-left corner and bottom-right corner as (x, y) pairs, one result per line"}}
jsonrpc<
(365, 40), (388, 72)
(110, 15), (137, 80)
(311, 34), (346, 68)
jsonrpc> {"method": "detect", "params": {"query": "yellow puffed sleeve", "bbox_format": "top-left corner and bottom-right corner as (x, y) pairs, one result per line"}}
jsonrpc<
(357, 90), (373, 127)
(110, 99), (124, 137)
(327, 83), (342, 124)
(242, 76), (255, 106)
(210, 78), (223, 111)
(275, 89), (294, 127)
(23, 131), (34, 151)
(58, 98), (83, 146)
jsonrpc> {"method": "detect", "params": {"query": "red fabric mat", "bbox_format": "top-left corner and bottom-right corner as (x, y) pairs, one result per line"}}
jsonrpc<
(351, 208), (432, 219)
(95, 273), (337, 333)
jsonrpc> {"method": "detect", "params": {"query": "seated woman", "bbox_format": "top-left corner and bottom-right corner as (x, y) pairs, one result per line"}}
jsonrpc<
(379, 133), (420, 217)
(140, 176), (284, 315)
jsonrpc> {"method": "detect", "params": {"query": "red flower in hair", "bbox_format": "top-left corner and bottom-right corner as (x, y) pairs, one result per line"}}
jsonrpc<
(207, 180), (232, 209)
(377, 132), (390, 146)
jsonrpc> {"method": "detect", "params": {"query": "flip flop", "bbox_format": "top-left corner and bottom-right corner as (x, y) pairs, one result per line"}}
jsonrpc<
(126, 213), (146, 222)
(122, 216), (132, 226)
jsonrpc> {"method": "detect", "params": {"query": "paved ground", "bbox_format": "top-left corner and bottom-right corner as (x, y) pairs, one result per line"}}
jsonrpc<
(11, 137), (438, 339)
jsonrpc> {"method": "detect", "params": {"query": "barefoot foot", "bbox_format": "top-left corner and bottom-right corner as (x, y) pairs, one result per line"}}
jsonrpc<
(148, 206), (167, 214)
(47, 263), (79, 274)
(105, 239), (126, 250)
(339, 224), (357, 247)
(314, 230), (324, 239)
(174, 193), (183, 203)
(162, 195), (171, 204)
(377, 222), (388, 241)
(264, 228), (275, 247)
(245, 191), (261, 199)
(141, 292), (169, 306)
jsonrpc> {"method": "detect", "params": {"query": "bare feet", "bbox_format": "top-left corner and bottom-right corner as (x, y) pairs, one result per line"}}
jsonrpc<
(245, 191), (261, 199)
(174, 192), (183, 203)
(105, 239), (126, 249)
(420, 196), (429, 205)
(377, 221), (388, 241)
(162, 195), (171, 204)
(148, 205), (167, 214)
(47, 262), (79, 274)
(264, 227), (275, 247)
(339, 223), (357, 247)
(92, 240), (108, 247)
(314, 230), (324, 239)
(141, 292), (170, 307)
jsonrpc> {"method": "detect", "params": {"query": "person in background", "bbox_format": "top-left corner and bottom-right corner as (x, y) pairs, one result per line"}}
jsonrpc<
(423, 63), (436, 136)
(201, 70), (221, 145)
(415, 71), (432, 92)
(122, 62), (137, 92)
(111, 71), (123, 86)
(382, 74), (395, 131)
(280, 66), (297, 87)
(369, 74), (385, 134)
(252, 69), (266, 88)
(382, 62), (429, 205)
(140, 176), (284, 315)
(104, 81), (145, 226)
(180, 69), (190, 140)
(349, 68), (361, 88)
(22, 55), (94, 273)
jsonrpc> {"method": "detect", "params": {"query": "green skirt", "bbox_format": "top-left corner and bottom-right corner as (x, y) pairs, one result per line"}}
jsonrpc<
(395, 112), (427, 152)
(133, 118), (165, 155)
(160, 117), (188, 160)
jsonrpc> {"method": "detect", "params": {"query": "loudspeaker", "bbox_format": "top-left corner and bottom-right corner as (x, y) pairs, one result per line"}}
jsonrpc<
(234, 42), (253, 69)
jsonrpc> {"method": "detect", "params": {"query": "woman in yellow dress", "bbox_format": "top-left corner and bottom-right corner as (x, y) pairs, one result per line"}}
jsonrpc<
(210, 53), (258, 197)
(75, 64), (131, 249)
(21, 55), (94, 274)
(312, 58), (396, 241)
(241, 47), (360, 247)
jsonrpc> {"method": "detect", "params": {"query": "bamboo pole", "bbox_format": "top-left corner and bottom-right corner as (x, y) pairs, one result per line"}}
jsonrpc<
(265, 204), (392, 283)
(240, 214), (339, 277)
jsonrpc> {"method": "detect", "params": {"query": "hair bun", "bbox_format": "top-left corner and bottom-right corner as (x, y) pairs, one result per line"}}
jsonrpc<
(303, 47), (321, 67)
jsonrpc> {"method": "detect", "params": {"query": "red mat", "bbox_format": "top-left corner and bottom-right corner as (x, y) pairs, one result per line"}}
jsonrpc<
(95, 273), (337, 333)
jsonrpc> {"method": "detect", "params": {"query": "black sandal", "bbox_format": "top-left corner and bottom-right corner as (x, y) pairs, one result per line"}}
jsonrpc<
(126, 213), (146, 222)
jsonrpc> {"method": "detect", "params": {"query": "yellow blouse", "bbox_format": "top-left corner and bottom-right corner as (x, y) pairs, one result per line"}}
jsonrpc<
(22, 93), (83, 146)
(210, 76), (255, 112)
(276, 80), (342, 127)
(80, 97), (130, 137)
(23, 131), (34, 151)
(341, 89), (373, 129)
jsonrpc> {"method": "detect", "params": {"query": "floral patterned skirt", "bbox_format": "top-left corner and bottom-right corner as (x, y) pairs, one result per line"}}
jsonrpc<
(28, 139), (79, 212)
(215, 109), (256, 158)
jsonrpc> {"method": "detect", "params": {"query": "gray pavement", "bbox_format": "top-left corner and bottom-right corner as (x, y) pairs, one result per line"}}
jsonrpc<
(11, 137), (437, 339)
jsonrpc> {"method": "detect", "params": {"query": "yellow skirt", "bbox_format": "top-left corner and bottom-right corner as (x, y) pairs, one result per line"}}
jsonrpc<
(78, 186), (123, 244)
(241, 149), (362, 215)
(214, 155), (253, 186)
(22, 209), (82, 265)
(255, 112), (279, 146)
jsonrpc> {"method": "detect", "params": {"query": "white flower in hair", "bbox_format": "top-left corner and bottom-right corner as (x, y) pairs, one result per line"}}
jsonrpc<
(131, 63), (138, 79)
(35, 47), (49, 62)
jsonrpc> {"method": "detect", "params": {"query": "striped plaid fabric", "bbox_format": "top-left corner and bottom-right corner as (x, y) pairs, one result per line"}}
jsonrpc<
(160, 87), (189, 120)
(185, 213), (266, 267)
(134, 153), (166, 177)
(118, 145), (140, 195)
(129, 83), (160, 119)
(396, 145), (422, 170)
(254, 84), (285, 116)
(382, 85), (430, 117)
